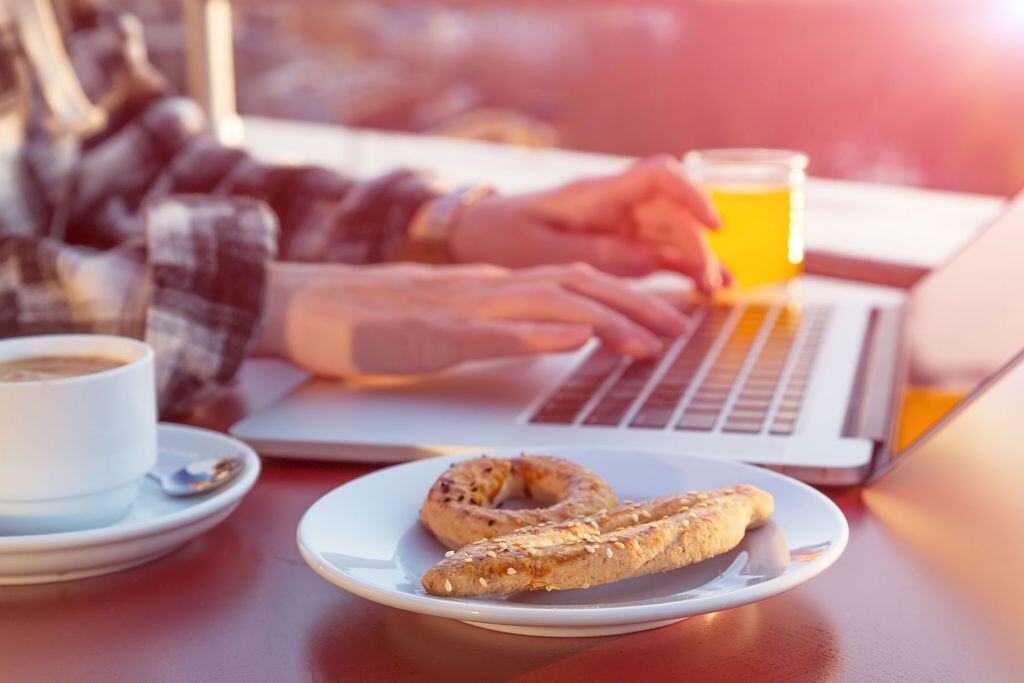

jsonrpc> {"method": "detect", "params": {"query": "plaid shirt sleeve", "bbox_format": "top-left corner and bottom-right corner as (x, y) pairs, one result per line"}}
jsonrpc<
(0, 1), (442, 417)
(0, 196), (278, 418)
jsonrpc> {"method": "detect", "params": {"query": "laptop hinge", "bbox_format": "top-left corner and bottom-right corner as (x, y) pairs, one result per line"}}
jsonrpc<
(842, 305), (902, 439)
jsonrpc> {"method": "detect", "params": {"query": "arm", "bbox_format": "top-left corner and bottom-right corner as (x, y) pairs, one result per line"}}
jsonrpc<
(57, 1), (440, 265)
(143, 136), (441, 264)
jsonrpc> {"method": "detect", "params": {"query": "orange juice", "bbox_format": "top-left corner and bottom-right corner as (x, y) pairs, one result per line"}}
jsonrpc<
(684, 149), (808, 289)
(706, 184), (804, 288)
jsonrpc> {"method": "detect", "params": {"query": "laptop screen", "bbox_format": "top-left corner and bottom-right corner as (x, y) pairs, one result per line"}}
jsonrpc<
(889, 191), (1024, 457)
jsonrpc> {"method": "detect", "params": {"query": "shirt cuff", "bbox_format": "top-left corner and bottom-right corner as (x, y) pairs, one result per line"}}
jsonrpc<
(142, 195), (278, 417)
(285, 169), (444, 263)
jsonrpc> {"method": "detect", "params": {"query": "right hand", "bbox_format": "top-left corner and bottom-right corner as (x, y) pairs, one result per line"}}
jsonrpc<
(451, 156), (731, 294)
(255, 261), (691, 378)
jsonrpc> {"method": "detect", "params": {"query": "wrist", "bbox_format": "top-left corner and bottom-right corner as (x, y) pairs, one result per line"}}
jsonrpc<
(255, 262), (359, 358)
(404, 186), (495, 263)
(252, 262), (310, 357)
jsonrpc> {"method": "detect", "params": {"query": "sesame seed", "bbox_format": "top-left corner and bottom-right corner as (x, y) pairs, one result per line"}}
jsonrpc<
(607, 536), (618, 542)
(479, 577), (488, 587)
(527, 548), (538, 556)
(506, 567), (517, 575)
(605, 548), (614, 558)
(640, 510), (652, 518)
(614, 541), (625, 549)
(630, 513), (640, 523)
(681, 520), (690, 528)
(487, 551), (497, 558)
(464, 557), (473, 563)
(444, 579), (453, 592)
(585, 545), (596, 554)
(581, 583), (591, 589)
(545, 585), (554, 591)
(498, 542), (508, 550)
(444, 550), (455, 557)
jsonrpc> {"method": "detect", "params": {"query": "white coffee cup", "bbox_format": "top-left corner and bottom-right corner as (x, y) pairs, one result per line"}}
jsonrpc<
(0, 335), (157, 535)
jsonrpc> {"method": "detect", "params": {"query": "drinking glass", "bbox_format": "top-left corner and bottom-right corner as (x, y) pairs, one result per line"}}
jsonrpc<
(684, 149), (808, 288)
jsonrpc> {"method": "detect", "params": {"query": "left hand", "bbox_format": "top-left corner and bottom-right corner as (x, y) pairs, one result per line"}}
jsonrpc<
(451, 155), (731, 295)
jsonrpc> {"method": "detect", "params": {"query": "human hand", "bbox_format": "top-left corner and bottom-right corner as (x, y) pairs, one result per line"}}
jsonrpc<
(256, 261), (690, 377)
(451, 156), (731, 295)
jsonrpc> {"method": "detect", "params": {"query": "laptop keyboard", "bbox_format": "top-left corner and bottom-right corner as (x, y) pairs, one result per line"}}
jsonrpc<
(529, 303), (830, 435)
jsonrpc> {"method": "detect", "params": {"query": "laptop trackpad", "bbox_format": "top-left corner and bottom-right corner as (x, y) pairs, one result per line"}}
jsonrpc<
(233, 353), (576, 446)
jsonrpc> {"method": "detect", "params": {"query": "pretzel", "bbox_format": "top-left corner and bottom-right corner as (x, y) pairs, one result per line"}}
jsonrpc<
(419, 455), (618, 549)
(422, 485), (773, 596)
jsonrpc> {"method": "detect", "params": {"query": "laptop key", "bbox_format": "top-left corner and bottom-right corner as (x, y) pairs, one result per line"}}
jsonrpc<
(685, 405), (723, 416)
(676, 413), (718, 431)
(727, 411), (765, 422)
(643, 397), (680, 411)
(732, 400), (771, 411)
(649, 385), (685, 399)
(630, 406), (676, 429)
(531, 410), (578, 424)
(723, 421), (764, 434)
(584, 404), (631, 426)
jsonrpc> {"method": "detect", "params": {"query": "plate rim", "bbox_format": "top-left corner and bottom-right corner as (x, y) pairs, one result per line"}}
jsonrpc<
(297, 447), (849, 627)
(0, 423), (261, 552)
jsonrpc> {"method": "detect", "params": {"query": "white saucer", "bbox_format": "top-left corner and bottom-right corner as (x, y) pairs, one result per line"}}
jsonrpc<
(0, 424), (260, 585)
(298, 448), (847, 637)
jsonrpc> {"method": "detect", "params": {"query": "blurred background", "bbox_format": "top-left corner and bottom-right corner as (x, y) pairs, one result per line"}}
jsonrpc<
(124, 0), (1024, 196)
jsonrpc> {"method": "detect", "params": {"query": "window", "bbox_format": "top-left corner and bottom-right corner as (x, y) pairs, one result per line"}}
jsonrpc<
(123, 0), (1024, 195)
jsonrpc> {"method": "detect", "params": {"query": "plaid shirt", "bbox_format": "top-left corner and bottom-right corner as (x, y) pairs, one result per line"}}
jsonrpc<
(0, 2), (439, 416)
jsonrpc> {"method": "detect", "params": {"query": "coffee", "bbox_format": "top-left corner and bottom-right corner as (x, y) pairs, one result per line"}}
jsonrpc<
(0, 355), (126, 383)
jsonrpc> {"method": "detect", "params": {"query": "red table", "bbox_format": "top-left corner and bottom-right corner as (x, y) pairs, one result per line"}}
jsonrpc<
(2, 368), (1020, 682)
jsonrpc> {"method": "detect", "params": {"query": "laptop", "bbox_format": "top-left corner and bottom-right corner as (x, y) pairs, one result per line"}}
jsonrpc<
(231, 191), (1024, 485)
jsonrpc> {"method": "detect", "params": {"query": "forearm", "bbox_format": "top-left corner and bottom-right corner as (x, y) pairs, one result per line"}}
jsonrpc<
(145, 135), (442, 265)
(251, 261), (357, 358)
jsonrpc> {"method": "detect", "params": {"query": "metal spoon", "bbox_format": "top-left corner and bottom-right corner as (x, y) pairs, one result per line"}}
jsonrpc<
(146, 455), (245, 497)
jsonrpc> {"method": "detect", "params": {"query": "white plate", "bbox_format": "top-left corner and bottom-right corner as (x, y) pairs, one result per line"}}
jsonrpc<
(0, 424), (260, 585)
(298, 448), (848, 637)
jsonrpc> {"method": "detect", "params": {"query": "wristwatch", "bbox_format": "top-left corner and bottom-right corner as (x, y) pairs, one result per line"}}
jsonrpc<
(406, 185), (495, 261)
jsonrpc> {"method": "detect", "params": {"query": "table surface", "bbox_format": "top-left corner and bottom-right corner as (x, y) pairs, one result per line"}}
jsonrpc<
(3, 127), (1020, 682)
(2, 367), (1020, 683)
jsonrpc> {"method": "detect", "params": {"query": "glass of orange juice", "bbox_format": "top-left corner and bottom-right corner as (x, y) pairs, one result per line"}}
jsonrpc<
(683, 149), (808, 288)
